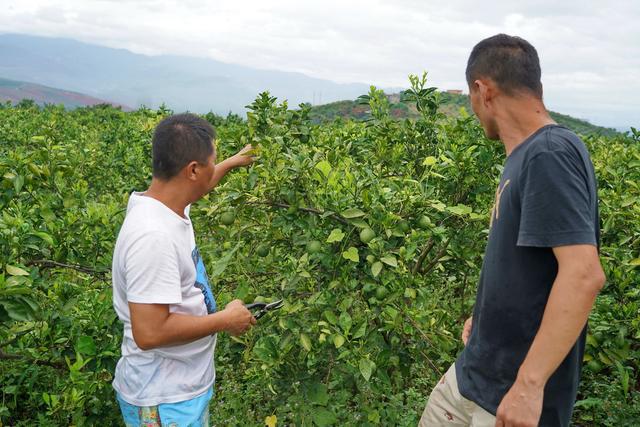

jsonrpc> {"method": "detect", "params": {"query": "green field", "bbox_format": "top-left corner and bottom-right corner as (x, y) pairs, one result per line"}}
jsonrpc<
(0, 80), (639, 426)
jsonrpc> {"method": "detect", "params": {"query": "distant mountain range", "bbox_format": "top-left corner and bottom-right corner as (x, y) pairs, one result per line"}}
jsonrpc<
(0, 33), (620, 136)
(0, 77), (126, 109)
(0, 33), (372, 113)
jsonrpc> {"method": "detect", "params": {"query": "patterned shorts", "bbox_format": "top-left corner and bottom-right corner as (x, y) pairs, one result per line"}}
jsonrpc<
(116, 387), (213, 427)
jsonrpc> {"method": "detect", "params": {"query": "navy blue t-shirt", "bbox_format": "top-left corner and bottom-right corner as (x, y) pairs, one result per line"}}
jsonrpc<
(456, 124), (599, 427)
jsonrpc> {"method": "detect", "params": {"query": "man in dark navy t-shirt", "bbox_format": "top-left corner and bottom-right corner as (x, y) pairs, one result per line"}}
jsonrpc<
(419, 35), (606, 427)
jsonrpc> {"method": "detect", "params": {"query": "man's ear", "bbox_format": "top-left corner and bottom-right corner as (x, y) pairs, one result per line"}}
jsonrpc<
(184, 161), (199, 181)
(475, 79), (495, 107)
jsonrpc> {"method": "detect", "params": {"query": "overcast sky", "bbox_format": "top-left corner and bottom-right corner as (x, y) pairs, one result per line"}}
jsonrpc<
(1, 0), (638, 128)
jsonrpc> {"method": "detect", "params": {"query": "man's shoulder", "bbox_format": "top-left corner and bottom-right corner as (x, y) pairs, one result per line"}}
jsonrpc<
(120, 207), (166, 235)
(116, 209), (174, 253)
(529, 125), (586, 156)
(520, 125), (589, 170)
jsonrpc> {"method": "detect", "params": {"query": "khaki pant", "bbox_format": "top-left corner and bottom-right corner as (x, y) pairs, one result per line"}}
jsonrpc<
(419, 364), (496, 427)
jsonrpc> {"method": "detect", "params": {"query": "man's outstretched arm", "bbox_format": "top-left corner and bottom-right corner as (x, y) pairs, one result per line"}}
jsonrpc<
(210, 144), (254, 189)
(495, 244), (605, 427)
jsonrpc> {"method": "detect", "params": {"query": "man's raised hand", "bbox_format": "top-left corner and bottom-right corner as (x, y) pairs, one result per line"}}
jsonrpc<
(229, 144), (256, 168)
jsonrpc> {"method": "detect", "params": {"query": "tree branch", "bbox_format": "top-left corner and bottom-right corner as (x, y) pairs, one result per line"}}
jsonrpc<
(0, 349), (66, 369)
(250, 201), (351, 226)
(0, 328), (34, 348)
(412, 237), (436, 274)
(401, 312), (442, 377)
(27, 259), (109, 277)
(420, 237), (452, 275)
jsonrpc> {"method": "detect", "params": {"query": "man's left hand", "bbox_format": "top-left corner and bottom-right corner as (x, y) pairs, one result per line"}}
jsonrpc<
(495, 377), (544, 427)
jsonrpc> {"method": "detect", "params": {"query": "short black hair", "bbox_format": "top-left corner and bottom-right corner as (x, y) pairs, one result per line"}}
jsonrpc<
(152, 113), (216, 180)
(466, 34), (543, 99)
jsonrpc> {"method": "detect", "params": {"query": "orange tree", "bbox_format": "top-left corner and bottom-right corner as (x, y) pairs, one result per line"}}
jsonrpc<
(198, 78), (498, 425)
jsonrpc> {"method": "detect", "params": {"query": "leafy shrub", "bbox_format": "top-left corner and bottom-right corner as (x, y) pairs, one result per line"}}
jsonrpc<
(0, 79), (638, 426)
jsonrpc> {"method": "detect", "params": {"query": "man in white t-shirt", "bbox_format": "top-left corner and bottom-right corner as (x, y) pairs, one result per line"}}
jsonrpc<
(112, 113), (256, 426)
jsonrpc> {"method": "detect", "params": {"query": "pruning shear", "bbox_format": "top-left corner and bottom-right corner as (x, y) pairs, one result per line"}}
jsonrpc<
(244, 299), (284, 320)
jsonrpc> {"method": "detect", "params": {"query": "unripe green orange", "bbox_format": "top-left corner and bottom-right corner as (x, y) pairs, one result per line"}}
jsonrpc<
(360, 228), (375, 244)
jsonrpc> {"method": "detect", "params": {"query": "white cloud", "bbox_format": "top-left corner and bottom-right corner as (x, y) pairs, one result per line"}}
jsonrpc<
(0, 0), (638, 126)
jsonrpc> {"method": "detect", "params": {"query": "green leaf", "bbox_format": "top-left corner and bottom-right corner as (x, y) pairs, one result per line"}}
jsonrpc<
(371, 262), (383, 277)
(312, 408), (337, 426)
(333, 334), (345, 349)
(76, 336), (97, 355)
(323, 310), (338, 325)
(430, 201), (446, 212)
(306, 382), (329, 406)
(352, 322), (367, 339)
(359, 358), (375, 381)
(40, 207), (56, 222)
(422, 156), (437, 166)
(6, 265), (29, 276)
(209, 242), (241, 278)
(0, 298), (36, 321)
(300, 333), (312, 351)
(326, 228), (345, 243)
(253, 336), (278, 362)
(380, 255), (397, 268)
(447, 204), (473, 216)
(629, 258), (640, 266)
(404, 288), (417, 299)
(339, 312), (352, 334)
(13, 174), (24, 193)
(574, 397), (603, 409)
(31, 231), (54, 246)
(341, 208), (366, 218)
(342, 247), (359, 262)
(348, 218), (370, 228)
(315, 160), (332, 178)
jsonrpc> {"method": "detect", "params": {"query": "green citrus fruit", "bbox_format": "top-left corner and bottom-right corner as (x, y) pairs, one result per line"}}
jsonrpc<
(586, 359), (603, 373)
(360, 228), (376, 244)
(375, 286), (389, 299)
(593, 332), (604, 344)
(398, 220), (410, 233)
(256, 244), (269, 257)
(417, 215), (431, 229)
(306, 240), (322, 254)
(220, 211), (235, 225)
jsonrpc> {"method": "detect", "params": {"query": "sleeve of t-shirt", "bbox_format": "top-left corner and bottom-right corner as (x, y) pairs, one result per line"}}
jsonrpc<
(124, 231), (183, 304)
(517, 150), (597, 248)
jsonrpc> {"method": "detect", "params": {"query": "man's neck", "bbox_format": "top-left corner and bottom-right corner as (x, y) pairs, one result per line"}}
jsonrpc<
(496, 97), (556, 156)
(143, 178), (192, 219)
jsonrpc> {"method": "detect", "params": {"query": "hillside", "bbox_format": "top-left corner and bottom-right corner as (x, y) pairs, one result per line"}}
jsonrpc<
(0, 77), (127, 109)
(309, 91), (619, 136)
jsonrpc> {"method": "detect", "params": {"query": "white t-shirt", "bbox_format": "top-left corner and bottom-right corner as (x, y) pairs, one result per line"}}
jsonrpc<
(112, 192), (217, 406)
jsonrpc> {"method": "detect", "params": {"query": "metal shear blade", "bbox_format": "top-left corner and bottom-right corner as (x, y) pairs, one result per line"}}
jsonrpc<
(245, 299), (284, 319)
